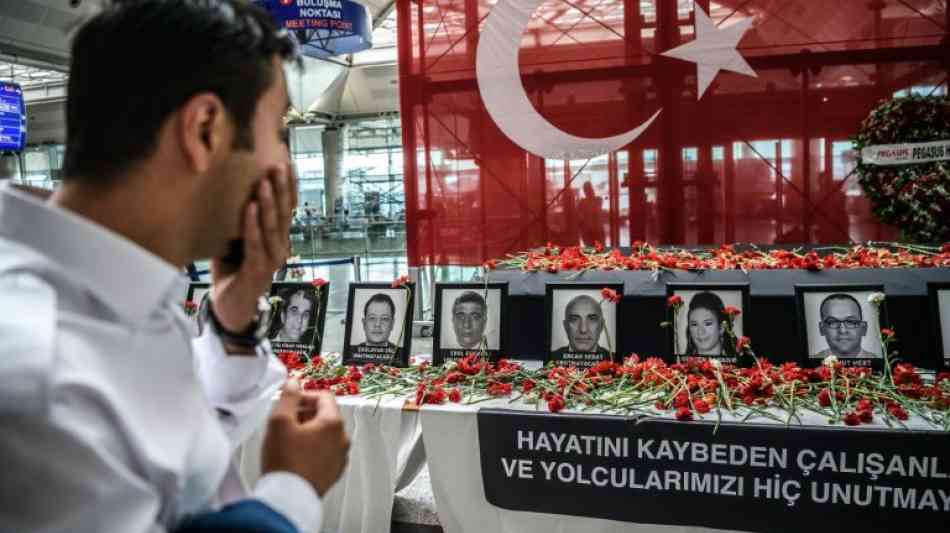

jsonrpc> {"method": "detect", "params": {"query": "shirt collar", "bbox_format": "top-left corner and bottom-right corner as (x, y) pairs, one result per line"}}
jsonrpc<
(0, 183), (185, 325)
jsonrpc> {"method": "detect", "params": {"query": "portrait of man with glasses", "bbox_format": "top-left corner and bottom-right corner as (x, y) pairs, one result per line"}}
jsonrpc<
(798, 287), (885, 364)
(815, 294), (879, 358)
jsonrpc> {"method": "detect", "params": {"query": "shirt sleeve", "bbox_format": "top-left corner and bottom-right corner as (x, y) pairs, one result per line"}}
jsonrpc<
(253, 472), (323, 533)
(192, 329), (288, 448)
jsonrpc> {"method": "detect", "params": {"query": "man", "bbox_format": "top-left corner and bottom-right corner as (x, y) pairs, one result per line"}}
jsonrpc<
(552, 294), (609, 357)
(451, 291), (487, 350)
(0, 2), (348, 532)
(815, 293), (880, 358)
(272, 287), (315, 343)
(354, 293), (398, 352)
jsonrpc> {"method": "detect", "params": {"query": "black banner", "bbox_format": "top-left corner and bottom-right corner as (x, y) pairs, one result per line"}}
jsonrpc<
(477, 409), (950, 532)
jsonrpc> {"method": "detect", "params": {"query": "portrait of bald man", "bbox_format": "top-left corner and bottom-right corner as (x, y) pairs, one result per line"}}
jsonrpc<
(803, 291), (883, 359)
(551, 293), (610, 357)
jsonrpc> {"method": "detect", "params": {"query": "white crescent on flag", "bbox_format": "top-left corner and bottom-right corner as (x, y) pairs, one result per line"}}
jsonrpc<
(475, 0), (661, 161)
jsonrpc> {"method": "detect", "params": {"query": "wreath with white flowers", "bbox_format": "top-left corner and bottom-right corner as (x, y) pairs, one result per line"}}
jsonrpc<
(853, 95), (950, 244)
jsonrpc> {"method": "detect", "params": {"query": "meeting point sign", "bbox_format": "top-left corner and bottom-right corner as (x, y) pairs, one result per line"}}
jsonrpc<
(477, 410), (950, 532)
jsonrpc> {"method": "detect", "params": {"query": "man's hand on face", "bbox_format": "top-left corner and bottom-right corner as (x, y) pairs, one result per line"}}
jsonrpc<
(211, 163), (298, 332)
(261, 380), (350, 497)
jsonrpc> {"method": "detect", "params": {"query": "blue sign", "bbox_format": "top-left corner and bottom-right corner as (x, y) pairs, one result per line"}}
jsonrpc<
(255, 0), (372, 59)
(0, 82), (26, 153)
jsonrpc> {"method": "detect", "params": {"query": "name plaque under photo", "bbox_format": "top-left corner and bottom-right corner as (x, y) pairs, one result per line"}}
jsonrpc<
(477, 409), (950, 533)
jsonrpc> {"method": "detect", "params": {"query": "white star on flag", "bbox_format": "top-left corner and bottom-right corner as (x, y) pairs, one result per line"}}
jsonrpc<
(661, 5), (756, 99)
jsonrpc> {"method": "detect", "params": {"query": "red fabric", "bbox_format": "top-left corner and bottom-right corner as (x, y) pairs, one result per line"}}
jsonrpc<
(397, 0), (945, 266)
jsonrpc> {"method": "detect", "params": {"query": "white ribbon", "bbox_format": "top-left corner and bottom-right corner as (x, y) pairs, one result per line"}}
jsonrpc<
(860, 140), (950, 166)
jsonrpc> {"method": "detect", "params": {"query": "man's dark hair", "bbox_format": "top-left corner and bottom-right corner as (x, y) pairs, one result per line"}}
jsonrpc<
(452, 291), (486, 312)
(819, 293), (863, 320)
(279, 286), (316, 310)
(364, 292), (396, 317)
(63, 0), (298, 182)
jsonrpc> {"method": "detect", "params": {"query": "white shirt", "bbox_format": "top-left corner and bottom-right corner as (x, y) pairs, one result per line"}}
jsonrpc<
(0, 184), (321, 532)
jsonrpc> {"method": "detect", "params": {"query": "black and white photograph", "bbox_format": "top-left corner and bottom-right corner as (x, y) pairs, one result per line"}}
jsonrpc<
(928, 282), (950, 367)
(343, 282), (415, 367)
(796, 285), (887, 368)
(267, 282), (329, 355)
(545, 283), (622, 368)
(667, 283), (750, 363)
(432, 283), (508, 365)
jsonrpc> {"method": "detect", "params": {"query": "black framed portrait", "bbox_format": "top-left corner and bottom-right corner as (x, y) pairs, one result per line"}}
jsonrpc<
(666, 283), (750, 364)
(928, 282), (950, 370)
(343, 282), (415, 367)
(267, 282), (330, 356)
(545, 283), (623, 369)
(795, 284), (888, 369)
(432, 282), (508, 365)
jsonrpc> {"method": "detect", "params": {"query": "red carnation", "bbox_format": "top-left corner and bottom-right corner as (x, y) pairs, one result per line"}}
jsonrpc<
(391, 275), (410, 288)
(311, 278), (328, 288)
(886, 402), (909, 421)
(675, 407), (693, 421)
(723, 306), (741, 317)
(600, 287), (621, 304)
(448, 388), (462, 403)
(880, 328), (895, 339)
(487, 382), (513, 396)
(843, 411), (861, 426)
(666, 295), (683, 308)
(547, 394), (566, 413)
(735, 336), (751, 352)
(521, 378), (536, 393)
(694, 399), (711, 414)
(673, 391), (690, 409)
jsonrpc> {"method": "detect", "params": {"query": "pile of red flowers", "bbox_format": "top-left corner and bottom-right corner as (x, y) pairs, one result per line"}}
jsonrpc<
(484, 242), (950, 273)
(279, 351), (950, 430)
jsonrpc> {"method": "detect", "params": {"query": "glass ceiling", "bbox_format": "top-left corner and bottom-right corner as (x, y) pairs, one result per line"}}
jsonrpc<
(0, 60), (68, 89)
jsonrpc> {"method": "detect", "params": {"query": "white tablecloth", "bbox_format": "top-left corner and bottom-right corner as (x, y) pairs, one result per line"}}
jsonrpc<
(240, 396), (425, 533)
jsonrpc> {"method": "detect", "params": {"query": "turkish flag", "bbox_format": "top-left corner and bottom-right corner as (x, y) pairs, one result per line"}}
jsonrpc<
(397, 0), (932, 266)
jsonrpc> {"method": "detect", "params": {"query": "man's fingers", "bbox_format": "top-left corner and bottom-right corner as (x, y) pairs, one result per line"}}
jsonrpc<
(305, 391), (343, 429)
(272, 168), (293, 237)
(272, 379), (303, 420)
(287, 163), (299, 213)
(240, 201), (268, 275)
(258, 178), (283, 263)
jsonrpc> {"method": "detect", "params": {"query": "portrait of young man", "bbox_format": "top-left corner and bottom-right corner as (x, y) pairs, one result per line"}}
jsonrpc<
(799, 286), (886, 367)
(0, 2), (349, 532)
(432, 283), (507, 365)
(268, 282), (328, 354)
(545, 284), (620, 369)
(343, 284), (413, 366)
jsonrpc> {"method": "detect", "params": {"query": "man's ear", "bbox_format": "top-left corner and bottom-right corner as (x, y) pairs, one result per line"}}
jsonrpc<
(178, 92), (228, 174)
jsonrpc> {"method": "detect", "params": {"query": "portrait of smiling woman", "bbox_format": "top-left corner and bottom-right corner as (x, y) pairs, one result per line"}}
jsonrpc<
(686, 291), (728, 356)
(668, 284), (749, 362)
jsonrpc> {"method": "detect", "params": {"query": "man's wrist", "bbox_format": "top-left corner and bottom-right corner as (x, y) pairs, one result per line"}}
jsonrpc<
(204, 297), (271, 349)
